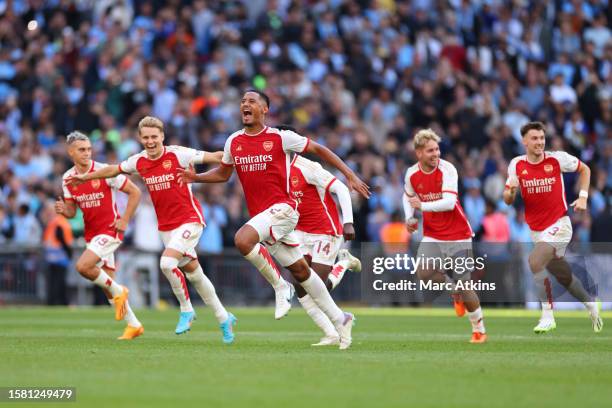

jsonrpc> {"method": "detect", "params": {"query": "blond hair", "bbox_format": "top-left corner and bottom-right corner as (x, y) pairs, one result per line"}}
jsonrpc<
(66, 131), (89, 144)
(137, 116), (164, 135)
(413, 128), (441, 150)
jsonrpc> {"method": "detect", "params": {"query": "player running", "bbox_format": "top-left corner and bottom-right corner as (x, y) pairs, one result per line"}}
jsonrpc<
(66, 117), (236, 343)
(403, 129), (487, 344)
(290, 148), (362, 346)
(503, 121), (602, 334)
(179, 90), (370, 349)
(57, 131), (143, 340)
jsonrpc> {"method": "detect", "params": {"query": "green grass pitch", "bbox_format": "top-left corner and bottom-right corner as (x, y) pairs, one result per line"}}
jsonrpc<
(1, 307), (611, 408)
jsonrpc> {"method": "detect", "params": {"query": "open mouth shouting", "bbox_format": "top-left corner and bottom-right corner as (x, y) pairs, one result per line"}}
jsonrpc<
(242, 108), (253, 122)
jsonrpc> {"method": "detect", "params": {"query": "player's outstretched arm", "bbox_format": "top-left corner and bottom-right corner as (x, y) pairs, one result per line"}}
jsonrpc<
(190, 150), (224, 165)
(202, 151), (223, 164)
(571, 162), (591, 211)
(112, 180), (141, 233)
(305, 141), (370, 198)
(177, 164), (233, 184)
(55, 196), (77, 218)
(65, 165), (121, 186)
(329, 179), (355, 240)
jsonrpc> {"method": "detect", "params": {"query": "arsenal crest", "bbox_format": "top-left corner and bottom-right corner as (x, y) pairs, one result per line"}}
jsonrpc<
(163, 160), (172, 170)
(544, 164), (553, 173)
(291, 176), (299, 187)
(91, 180), (100, 189)
(263, 141), (274, 152)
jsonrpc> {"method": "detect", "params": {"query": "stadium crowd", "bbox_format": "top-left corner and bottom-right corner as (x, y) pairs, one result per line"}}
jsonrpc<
(1, 0), (611, 255)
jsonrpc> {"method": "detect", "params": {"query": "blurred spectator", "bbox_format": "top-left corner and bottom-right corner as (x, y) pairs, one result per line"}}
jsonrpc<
(591, 197), (612, 242)
(41, 201), (72, 305)
(13, 203), (41, 244)
(510, 209), (532, 243)
(463, 178), (485, 233)
(198, 186), (228, 254)
(0, 0), (608, 255)
(478, 200), (510, 243)
(379, 211), (410, 255)
(0, 205), (11, 243)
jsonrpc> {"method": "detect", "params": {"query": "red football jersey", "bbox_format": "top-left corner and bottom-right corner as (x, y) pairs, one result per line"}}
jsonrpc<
(506, 151), (580, 232)
(290, 155), (343, 236)
(63, 161), (127, 242)
(222, 126), (309, 217)
(404, 159), (473, 240)
(119, 146), (205, 231)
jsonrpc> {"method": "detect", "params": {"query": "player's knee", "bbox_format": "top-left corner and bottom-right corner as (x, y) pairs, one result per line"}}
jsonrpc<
(160, 256), (179, 273)
(75, 259), (94, 277)
(292, 264), (311, 282)
(528, 254), (545, 273)
(234, 232), (254, 255)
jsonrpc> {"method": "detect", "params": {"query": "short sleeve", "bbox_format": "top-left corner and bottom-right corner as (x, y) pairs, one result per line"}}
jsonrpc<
(440, 162), (459, 194)
(506, 158), (519, 187)
(170, 145), (201, 168)
(550, 151), (580, 173)
(404, 169), (415, 196)
(280, 129), (309, 153)
(62, 179), (73, 201)
(107, 173), (128, 190)
(297, 157), (335, 189)
(222, 137), (234, 166)
(119, 154), (139, 174)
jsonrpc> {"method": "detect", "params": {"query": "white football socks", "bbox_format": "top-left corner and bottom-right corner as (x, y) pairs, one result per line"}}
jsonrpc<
(533, 270), (554, 320)
(299, 294), (337, 338)
(467, 307), (485, 333)
(107, 298), (141, 327)
(245, 244), (287, 290)
(185, 265), (229, 323)
(299, 269), (345, 326)
(92, 269), (123, 297)
(328, 260), (349, 290)
(160, 256), (193, 313)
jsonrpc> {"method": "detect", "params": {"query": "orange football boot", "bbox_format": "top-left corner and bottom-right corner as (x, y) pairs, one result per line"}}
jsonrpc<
(113, 286), (129, 321)
(118, 325), (144, 340)
(452, 293), (466, 317)
(469, 332), (487, 344)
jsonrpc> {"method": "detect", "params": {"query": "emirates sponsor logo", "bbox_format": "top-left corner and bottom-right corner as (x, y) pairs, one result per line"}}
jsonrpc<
(419, 192), (443, 201)
(143, 173), (175, 191)
(163, 160), (172, 170)
(521, 177), (556, 188)
(234, 154), (273, 165)
(75, 192), (105, 202)
(75, 191), (105, 208)
(263, 141), (274, 151)
(291, 176), (299, 187)
(143, 173), (175, 185)
(91, 180), (100, 189)
(544, 164), (553, 173)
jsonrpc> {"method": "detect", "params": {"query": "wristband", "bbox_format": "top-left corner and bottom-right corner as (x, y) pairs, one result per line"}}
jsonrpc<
(579, 190), (588, 199)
